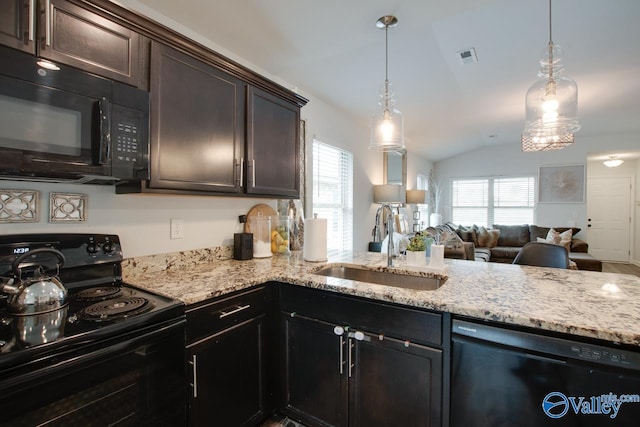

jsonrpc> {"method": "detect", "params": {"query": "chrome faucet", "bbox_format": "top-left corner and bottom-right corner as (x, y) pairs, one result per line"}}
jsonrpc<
(380, 203), (394, 267)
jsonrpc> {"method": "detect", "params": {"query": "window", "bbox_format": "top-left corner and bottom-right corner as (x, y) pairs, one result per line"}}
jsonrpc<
(451, 176), (535, 227)
(312, 140), (353, 256)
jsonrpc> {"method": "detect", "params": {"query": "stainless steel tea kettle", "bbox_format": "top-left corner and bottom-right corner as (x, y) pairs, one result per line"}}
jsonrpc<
(0, 248), (68, 315)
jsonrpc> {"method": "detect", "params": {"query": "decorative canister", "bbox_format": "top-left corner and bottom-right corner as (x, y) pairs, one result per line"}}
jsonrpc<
(249, 215), (272, 258)
(270, 216), (291, 256)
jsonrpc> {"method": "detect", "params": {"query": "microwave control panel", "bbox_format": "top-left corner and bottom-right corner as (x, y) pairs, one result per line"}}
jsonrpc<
(111, 104), (148, 180)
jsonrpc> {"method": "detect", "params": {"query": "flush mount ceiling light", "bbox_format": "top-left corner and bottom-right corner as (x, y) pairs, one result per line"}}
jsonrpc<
(370, 15), (405, 152)
(522, 0), (580, 152)
(603, 156), (624, 167)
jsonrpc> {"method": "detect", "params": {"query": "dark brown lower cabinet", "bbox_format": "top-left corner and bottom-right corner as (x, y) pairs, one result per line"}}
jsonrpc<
(280, 314), (348, 427)
(281, 312), (443, 427)
(186, 287), (271, 427)
(350, 335), (442, 427)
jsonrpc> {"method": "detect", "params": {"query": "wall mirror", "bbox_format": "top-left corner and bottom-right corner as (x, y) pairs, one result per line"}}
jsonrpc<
(383, 150), (406, 186)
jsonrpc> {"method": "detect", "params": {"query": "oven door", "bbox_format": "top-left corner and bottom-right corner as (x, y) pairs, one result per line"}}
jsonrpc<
(0, 320), (186, 427)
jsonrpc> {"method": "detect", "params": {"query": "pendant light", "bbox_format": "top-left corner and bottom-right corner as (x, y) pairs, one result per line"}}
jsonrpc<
(370, 15), (405, 152)
(522, 0), (580, 152)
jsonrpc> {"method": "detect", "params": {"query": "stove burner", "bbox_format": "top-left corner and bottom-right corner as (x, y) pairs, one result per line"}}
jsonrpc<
(79, 297), (154, 321)
(75, 286), (122, 302)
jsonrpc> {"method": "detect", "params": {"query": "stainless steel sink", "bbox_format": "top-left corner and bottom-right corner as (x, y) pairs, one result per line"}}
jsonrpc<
(312, 265), (445, 290)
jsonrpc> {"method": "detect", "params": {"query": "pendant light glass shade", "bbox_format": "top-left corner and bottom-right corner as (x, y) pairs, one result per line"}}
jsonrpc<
(370, 16), (405, 152)
(522, 0), (580, 152)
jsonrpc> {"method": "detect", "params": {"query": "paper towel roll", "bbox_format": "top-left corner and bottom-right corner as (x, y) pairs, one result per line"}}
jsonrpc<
(303, 217), (327, 262)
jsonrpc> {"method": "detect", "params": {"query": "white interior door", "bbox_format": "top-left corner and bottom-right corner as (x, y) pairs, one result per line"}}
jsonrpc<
(587, 176), (632, 262)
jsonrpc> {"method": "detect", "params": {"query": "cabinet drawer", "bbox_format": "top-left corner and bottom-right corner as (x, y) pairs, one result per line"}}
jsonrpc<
(279, 284), (442, 347)
(186, 286), (269, 344)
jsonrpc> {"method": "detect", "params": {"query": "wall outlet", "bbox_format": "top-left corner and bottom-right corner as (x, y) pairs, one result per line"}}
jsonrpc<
(170, 218), (184, 239)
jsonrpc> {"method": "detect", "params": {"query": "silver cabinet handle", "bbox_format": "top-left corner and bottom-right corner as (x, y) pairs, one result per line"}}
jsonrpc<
(348, 338), (354, 378)
(28, 0), (36, 42)
(339, 335), (344, 375)
(44, 0), (51, 46)
(251, 159), (256, 186)
(189, 354), (198, 398)
(239, 157), (244, 187)
(219, 304), (250, 318)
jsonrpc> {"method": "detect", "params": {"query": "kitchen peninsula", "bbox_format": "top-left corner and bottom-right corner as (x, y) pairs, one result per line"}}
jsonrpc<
(125, 251), (640, 345)
(123, 250), (640, 426)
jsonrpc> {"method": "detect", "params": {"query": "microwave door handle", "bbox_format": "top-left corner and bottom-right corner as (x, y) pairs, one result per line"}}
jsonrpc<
(99, 97), (111, 165)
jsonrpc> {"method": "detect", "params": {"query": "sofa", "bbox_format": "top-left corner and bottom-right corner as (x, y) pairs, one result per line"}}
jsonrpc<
(440, 223), (602, 271)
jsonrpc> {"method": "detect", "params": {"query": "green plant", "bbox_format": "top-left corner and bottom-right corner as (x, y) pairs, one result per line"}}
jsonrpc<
(407, 233), (427, 251)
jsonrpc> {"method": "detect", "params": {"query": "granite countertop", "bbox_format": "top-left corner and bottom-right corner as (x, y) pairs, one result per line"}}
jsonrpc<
(123, 251), (640, 346)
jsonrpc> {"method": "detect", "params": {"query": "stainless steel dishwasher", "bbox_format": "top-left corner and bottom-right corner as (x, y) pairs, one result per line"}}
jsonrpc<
(451, 318), (640, 426)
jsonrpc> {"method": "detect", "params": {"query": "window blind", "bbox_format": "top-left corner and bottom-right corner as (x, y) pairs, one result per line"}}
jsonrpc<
(312, 140), (353, 257)
(451, 176), (535, 227)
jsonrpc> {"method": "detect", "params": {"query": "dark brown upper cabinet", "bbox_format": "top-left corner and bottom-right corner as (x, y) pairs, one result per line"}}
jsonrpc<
(246, 86), (300, 198)
(147, 42), (244, 194)
(118, 42), (304, 198)
(0, 0), (146, 88)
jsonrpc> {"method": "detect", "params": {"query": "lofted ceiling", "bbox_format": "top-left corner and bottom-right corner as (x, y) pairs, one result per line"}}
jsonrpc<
(129, 0), (640, 161)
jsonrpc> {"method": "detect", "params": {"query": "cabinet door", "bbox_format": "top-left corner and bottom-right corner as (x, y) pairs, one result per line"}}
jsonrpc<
(280, 313), (348, 427)
(247, 86), (300, 198)
(149, 42), (244, 193)
(349, 335), (443, 427)
(0, 0), (34, 53)
(38, 0), (145, 87)
(187, 316), (268, 427)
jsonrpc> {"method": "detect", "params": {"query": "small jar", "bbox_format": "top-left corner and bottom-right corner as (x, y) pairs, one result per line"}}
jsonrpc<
(249, 216), (272, 258)
(270, 216), (291, 256)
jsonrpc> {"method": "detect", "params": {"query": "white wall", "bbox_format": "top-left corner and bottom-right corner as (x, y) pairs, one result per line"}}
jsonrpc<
(435, 131), (639, 246)
(0, 0), (418, 257)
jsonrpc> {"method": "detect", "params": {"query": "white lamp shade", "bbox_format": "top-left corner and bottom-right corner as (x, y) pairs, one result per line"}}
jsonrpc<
(406, 189), (427, 204)
(373, 184), (406, 204)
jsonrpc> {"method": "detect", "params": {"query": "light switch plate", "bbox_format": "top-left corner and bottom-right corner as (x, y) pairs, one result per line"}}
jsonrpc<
(170, 218), (184, 239)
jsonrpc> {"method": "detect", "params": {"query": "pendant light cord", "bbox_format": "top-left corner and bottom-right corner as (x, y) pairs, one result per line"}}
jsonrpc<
(384, 22), (390, 110)
(547, 0), (555, 84)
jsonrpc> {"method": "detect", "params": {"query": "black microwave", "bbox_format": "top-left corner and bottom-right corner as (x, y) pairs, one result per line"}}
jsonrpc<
(0, 46), (149, 184)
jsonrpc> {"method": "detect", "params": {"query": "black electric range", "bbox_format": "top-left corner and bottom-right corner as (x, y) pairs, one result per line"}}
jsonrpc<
(0, 234), (186, 426)
(0, 233), (184, 365)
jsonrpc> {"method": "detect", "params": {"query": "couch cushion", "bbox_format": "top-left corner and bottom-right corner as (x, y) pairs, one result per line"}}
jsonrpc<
(493, 224), (530, 247)
(569, 252), (602, 271)
(490, 246), (522, 260)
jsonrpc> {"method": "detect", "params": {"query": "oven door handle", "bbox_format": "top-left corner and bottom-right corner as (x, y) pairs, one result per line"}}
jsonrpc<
(98, 97), (111, 165)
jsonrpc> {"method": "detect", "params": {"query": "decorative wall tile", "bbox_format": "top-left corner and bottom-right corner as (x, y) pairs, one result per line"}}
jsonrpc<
(49, 192), (87, 223)
(0, 189), (39, 223)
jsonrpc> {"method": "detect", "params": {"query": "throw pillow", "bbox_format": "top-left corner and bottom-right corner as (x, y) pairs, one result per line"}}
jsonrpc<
(456, 225), (478, 246)
(544, 228), (573, 250)
(477, 226), (500, 248)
